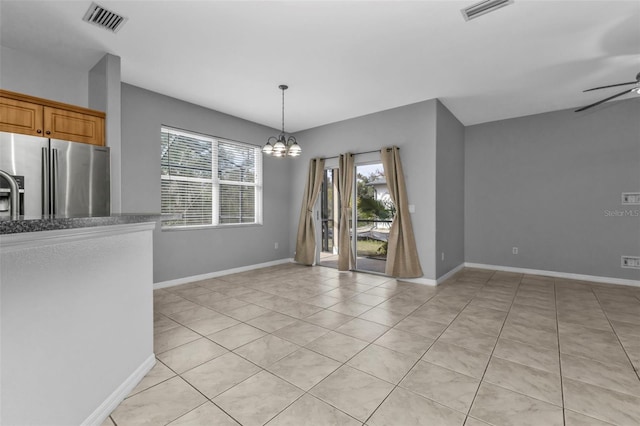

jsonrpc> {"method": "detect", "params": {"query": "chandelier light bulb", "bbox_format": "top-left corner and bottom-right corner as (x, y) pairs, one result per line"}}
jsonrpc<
(273, 140), (286, 154)
(287, 141), (301, 157)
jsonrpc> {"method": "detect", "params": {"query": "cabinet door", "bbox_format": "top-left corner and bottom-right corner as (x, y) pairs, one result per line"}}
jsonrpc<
(44, 107), (105, 146)
(0, 96), (44, 136)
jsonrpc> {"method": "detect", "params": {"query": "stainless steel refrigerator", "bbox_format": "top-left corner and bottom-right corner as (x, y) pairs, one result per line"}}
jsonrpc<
(0, 132), (110, 217)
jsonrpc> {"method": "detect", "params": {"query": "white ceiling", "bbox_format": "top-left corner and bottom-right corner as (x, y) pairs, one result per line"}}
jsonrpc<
(1, 1), (639, 132)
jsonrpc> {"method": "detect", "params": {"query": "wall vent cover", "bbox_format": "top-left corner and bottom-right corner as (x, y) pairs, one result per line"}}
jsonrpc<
(82, 3), (127, 33)
(462, 0), (514, 21)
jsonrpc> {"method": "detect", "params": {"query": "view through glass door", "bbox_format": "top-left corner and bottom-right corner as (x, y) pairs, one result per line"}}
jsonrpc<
(317, 168), (339, 268)
(316, 162), (394, 274)
(352, 163), (393, 274)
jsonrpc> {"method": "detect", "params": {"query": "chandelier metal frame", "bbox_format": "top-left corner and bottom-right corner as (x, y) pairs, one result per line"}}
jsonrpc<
(263, 84), (301, 157)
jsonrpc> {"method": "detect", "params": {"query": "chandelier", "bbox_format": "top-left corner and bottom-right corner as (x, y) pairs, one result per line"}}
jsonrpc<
(262, 84), (301, 157)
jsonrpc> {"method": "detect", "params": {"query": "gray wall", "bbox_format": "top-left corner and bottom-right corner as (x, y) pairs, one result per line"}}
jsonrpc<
(121, 84), (292, 283)
(436, 100), (465, 277)
(465, 98), (640, 280)
(89, 54), (123, 212)
(291, 100), (439, 279)
(0, 45), (88, 107)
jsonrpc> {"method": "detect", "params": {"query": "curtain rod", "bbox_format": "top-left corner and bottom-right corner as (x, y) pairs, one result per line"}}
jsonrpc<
(321, 147), (398, 161)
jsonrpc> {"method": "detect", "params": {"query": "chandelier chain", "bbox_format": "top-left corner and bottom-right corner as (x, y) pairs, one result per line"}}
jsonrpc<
(281, 87), (285, 134)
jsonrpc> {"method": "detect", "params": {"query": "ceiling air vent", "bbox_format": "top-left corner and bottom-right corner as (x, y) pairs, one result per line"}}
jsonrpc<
(461, 0), (514, 21)
(82, 3), (127, 33)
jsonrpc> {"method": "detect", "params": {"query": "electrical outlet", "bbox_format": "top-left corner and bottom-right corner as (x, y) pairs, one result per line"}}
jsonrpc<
(621, 192), (640, 205)
(621, 256), (640, 269)
(274, 242), (279, 250)
(512, 247), (518, 255)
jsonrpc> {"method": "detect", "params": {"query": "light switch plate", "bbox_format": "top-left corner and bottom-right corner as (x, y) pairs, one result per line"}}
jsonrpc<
(408, 204), (415, 213)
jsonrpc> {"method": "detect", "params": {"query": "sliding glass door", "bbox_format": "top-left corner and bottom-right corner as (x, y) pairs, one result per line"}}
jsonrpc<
(315, 159), (394, 275)
(352, 162), (392, 274)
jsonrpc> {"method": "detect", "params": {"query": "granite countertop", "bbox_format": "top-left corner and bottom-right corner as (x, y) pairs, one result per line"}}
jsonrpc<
(0, 213), (180, 235)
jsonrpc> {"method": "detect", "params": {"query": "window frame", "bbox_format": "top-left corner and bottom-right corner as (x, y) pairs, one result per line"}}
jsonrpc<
(160, 126), (263, 230)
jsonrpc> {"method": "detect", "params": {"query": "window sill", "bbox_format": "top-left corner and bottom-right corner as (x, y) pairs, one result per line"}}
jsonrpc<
(161, 223), (263, 232)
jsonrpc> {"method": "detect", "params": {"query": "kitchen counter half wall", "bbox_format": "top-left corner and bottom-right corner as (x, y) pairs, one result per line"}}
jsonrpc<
(0, 213), (178, 234)
(1, 218), (158, 425)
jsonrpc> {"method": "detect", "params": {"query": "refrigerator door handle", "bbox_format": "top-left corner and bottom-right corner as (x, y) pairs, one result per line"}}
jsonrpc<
(52, 148), (58, 215)
(42, 147), (49, 215)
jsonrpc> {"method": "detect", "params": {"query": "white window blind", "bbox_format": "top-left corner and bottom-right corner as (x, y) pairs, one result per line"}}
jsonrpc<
(161, 127), (262, 228)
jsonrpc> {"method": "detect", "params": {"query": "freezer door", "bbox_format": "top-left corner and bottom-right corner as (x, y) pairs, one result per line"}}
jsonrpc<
(50, 139), (110, 216)
(0, 132), (49, 216)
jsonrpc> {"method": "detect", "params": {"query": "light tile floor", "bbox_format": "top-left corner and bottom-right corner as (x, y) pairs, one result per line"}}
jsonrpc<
(104, 265), (640, 426)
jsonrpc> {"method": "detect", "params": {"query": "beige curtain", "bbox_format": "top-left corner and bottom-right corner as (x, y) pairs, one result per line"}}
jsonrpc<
(294, 158), (325, 265)
(337, 153), (354, 271)
(381, 146), (423, 278)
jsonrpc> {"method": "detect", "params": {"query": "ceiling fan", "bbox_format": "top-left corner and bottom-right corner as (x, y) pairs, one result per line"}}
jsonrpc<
(575, 72), (640, 112)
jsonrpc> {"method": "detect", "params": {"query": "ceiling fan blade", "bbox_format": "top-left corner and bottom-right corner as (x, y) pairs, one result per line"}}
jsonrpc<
(584, 81), (637, 92)
(575, 88), (636, 112)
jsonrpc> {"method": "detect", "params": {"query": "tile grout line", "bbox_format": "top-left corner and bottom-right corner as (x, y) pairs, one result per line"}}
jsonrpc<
(123, 358), (176, 399)
(150, 281), (330, 425)
(148, 267), (636, 426)
(590, 286), (640, 382)
(137, 354), (253, 426)
(553, 278), (567, 426)
(157, 268), (475, 423)
(244, 272), (420, 425)
(171, 327), (304, 426)
(361, 271), (496, 425)
(304, 285), (443, 424)
(360, 301), (447, 423)
(162, 277), (406, 370)
(559, 283), (640, 425)
(159, 270), (395, 336)
(166, 270), (407, 425)
(463, 270), (523, 424)
(186, 369), (259, 426)
(477, 281), (569, 410)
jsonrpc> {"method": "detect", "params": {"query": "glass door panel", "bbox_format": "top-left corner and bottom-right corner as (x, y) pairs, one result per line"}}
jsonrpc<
(318, 168), (340, 268)
(353, 163), (393, 274)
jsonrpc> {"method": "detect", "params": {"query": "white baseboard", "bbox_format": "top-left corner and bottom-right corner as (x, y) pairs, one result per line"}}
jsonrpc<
(437, 263), (466, 284)
(398, 277), (438, 286)
(82, 354), (156, 426)
(398, 263), (466, 287)
(154, 258), (293, 289)
(155, 259), (639, 290)
(464, 262), (640, 288)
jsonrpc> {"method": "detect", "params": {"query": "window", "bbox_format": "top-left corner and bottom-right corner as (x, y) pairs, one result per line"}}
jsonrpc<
(161, 126), (262, 228)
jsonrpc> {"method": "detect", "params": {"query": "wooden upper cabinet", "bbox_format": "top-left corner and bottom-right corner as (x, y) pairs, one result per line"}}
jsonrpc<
(0, 97), (44, 136)
(44, 107), (105, 146)
(0, 90), (106, 146)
